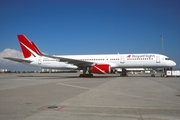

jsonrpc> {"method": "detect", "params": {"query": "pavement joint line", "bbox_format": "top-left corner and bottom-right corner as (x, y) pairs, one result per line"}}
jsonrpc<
(59, 112), (140, 118)
(57, 104), (180, 110)
(146, 77), (180, 92)
(138, 108), (143, 120)
(57, 82), (180, 105)
(60, 81), (105, 84)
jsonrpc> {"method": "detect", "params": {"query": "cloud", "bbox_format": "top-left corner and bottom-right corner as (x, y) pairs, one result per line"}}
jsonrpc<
(0, 48), (23, 65)
(0, 49), (40, 71)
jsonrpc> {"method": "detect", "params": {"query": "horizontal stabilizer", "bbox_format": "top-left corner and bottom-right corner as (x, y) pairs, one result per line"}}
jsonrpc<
(3, 57), (32, 63)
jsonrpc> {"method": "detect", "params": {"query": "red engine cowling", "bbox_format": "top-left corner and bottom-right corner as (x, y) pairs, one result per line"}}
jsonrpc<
(90, 64), (111, 74)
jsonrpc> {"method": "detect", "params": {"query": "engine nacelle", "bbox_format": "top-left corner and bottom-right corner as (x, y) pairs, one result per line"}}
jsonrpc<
(90, 64), (111, 74)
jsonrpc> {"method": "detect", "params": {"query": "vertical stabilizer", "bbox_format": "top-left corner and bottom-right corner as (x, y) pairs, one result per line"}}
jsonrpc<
(31, 41), (43, 56)
(17, 34), (39, 58)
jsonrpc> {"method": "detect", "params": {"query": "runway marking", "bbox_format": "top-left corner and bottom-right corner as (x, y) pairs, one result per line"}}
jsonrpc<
(57, 82), (180, 105)
(138, 108), (143, 120)
(57, 106), (65, 110)
(38, 106), (48, 111)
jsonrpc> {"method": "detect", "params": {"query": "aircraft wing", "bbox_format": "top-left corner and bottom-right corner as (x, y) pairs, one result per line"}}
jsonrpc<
(43, 54), (94, 67)
(3, 57), (32, 64)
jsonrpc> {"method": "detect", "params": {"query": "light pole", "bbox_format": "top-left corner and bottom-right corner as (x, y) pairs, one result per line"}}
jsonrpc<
(160, 34), (164, 55)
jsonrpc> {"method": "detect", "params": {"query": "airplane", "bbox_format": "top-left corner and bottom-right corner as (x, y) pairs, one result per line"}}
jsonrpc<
(4, 34), (176, 77)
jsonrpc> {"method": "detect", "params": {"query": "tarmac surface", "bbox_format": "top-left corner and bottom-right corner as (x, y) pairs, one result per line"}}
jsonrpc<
(0, 73), (180, 120)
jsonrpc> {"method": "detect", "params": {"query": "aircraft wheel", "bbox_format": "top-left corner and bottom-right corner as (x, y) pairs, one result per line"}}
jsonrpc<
(88, 74), (93, 77)
(120, 73), (128, 77)
(79, 74), (93, 77)
(151, 74), (155, 77)
(79, 74), (84, 77)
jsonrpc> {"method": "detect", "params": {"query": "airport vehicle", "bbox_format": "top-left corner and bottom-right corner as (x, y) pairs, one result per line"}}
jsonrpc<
(166, 70), (180, 77)
(4, 34), (176, 77)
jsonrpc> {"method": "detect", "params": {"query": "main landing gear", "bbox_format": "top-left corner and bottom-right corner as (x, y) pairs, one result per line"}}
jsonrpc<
(150, 70), (156, 77)
(79, 74), (93, 77)
(120, 68), (128, 77)
(79, 67), (94, 77)
(151, 74), (155, 77)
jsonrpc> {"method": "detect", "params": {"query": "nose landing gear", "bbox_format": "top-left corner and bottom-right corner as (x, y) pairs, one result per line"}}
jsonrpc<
(79, 67), (93, 77)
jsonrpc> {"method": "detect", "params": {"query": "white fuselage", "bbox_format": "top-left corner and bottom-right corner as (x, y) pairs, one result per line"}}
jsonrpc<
(28, 53), (176, 69)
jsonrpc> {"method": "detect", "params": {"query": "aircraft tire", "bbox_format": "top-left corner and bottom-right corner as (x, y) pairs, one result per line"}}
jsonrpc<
(151, 74), (155, 77)
(79, 74), (93, 77)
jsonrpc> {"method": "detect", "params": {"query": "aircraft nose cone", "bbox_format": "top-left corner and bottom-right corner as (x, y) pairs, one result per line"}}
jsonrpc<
(172, 61), (176, 66)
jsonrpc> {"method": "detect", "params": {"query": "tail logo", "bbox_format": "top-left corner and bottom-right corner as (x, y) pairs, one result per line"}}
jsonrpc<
(20, 41), (37, 58)
(17, 35), (42, 58)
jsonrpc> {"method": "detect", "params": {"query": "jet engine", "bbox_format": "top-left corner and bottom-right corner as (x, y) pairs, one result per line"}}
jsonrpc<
(89, 64), (111, 74)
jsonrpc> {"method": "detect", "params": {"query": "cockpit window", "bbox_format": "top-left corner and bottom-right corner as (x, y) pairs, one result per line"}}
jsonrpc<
(165, 58), (171, 60)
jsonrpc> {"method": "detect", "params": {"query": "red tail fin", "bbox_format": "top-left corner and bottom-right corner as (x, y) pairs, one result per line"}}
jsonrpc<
(31, 41), (43, 55)
(17, 34), (38, 58)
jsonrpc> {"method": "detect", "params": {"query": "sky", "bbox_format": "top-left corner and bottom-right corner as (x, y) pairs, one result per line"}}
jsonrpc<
(0, 0), (180, 70)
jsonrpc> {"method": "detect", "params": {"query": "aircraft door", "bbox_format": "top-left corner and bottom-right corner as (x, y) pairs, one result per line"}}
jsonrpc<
(120, 56), (125, 63)
(38, 57), (42, 65)
(156, 56), (160, 63)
